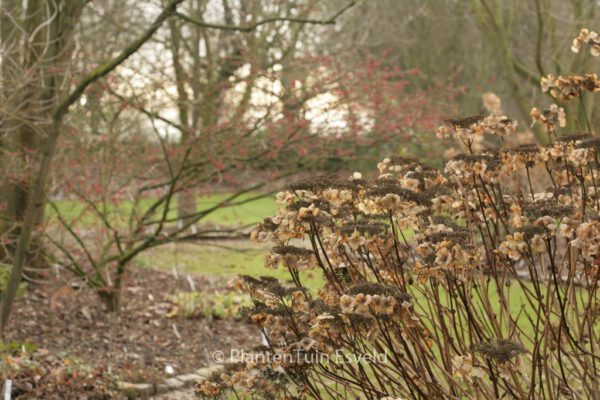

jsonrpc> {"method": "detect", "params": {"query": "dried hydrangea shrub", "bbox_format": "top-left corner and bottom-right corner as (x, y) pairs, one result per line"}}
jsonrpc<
(196, 28), (600, 400)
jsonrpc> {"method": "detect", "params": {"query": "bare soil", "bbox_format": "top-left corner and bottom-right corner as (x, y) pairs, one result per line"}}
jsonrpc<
(4, 267), (258, 385)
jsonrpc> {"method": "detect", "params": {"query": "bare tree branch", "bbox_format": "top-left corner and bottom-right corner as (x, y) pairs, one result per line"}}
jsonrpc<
(175, 1), (355, 32)
(53, 0), (185, 122)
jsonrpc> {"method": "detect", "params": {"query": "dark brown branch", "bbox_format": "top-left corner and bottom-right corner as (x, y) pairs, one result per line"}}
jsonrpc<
(175, 1), (355, 32)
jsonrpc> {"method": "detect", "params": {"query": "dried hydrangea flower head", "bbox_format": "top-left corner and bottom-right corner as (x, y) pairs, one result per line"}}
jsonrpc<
(541, 73), (600, 101)
(473, 339), (526, 364)
(436, 114), (517, 147)
(530, 104), (566, 138)
(482, 92), (503, 115)
(571, 28), (600, 57)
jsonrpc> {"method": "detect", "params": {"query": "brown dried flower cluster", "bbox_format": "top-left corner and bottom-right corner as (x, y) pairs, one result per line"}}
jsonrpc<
(436, 113), (517, 141)
(530, 104), (566, 138)
(571, 28), (600, 57)
(541, 73), (600, 101)
(196, 29), (600, 400)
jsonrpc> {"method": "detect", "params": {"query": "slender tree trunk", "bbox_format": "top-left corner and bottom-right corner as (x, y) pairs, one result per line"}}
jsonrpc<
(167, 17), (200, 232)
(0, 0), (24, 263)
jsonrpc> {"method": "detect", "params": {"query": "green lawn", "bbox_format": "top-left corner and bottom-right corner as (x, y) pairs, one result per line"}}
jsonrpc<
(197, 193), (276, 226)
(48, 192), (276, 228)
(135, 241), (325, 292)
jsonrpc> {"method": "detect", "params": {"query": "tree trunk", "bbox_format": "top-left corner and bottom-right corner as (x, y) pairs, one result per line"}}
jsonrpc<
(0, 0), (185, 332)
(0, 0), (85, 270)
(0, 0), (24, 264)
(97, 289), (121, 313)
(167, 18), (196, 231)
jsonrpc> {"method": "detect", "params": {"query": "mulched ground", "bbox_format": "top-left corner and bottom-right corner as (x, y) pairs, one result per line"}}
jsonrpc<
(4, 267), (258, 385)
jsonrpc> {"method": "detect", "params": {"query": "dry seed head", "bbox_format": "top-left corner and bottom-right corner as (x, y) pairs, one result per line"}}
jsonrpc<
(473, 339), (526, 364)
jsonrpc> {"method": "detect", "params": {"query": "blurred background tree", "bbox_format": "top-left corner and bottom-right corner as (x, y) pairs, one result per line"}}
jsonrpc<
(323, 0), (598, 142)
